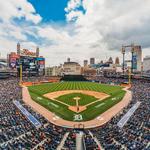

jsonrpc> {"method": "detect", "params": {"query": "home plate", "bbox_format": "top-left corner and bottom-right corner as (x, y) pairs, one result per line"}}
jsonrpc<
(97, 116), (104, 121)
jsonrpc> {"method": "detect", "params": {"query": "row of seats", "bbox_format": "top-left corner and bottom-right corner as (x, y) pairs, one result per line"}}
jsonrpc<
(0, 79), (67, 150)
(91, 79), (149, 150)
(0, 77), (149, 150)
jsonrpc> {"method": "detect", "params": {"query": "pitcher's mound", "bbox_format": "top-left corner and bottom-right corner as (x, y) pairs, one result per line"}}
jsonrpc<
(69, 106), (87, 113)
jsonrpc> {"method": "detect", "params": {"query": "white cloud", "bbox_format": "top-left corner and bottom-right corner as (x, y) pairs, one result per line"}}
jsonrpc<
(37, 26), (71, 44)
(65, 0), (84, 22)
(0, 0), (41, 23)
(64, 0), (150, 62)
(65, 0), (82, 12)
(0, 0), (150, 66)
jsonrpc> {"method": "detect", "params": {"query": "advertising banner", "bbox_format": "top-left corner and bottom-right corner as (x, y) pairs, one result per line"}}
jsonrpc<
(9, 53), (19, 69)
(17, 56), (38, 73)
(132, 55), (137, 69)
(20, 49), (36, 57)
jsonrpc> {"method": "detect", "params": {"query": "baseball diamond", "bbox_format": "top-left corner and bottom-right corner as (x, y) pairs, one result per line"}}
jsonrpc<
(28, 82), (126, 122)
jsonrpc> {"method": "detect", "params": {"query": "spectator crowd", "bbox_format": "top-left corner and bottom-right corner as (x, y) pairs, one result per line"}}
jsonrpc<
(91, 79), (149, 150)
(0, 77), (149, 150)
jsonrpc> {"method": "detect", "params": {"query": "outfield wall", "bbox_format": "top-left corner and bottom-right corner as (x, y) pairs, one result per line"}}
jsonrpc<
(22, 79), (60, 86)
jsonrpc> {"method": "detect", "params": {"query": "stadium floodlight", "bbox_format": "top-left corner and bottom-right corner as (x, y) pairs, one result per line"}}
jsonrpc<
(131, 44), (135, 73)
(121, 46), (126, 75)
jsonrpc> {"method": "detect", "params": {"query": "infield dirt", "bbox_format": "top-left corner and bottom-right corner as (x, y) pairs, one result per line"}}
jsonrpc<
(44, 90), (109, 99)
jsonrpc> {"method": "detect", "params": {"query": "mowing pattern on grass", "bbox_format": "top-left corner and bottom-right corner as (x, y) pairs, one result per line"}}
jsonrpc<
(56, 93), (98, 106)
(28, 82), (126, 121)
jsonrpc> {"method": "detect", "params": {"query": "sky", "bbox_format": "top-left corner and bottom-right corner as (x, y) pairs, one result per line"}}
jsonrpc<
(0, 0), (150, 66)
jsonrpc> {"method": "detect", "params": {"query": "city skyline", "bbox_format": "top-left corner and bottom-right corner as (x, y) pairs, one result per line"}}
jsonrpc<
(0, 1), (149, 149)
(0, 0), (150, 66)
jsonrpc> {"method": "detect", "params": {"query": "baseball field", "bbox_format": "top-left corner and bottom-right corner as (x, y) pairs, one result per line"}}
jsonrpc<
(28, 82), (126, 121)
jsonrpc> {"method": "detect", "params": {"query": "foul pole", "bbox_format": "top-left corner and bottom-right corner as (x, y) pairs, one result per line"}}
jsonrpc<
(128, 67), (131, 85)
(20, 64), (22, 85)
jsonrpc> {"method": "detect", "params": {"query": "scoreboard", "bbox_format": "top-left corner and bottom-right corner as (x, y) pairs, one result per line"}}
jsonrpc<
(35, 57), (45, 76)
(17, 56), (45, 76)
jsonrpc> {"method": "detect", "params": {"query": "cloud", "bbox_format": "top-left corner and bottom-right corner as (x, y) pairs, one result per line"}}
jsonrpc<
(0, 0), (41, 56)
(65, 0), (82, 13)
(0, 0), (41, 24)
(0, 0), (150, 66)
(64, 0), (150, 61)
(65, 0), (85, 22)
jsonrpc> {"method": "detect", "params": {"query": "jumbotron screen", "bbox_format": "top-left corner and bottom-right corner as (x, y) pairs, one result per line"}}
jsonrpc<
(17, 56), (38, 73)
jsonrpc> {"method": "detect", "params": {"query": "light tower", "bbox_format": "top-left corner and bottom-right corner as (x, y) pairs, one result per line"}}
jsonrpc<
(131, 44), (135, 73)
(121, 46), (125, 75)
(84, 60), (88, 67)
(128, 66), (131, 85)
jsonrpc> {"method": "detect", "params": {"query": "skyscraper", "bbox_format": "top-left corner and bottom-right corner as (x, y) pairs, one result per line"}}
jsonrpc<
(90, 58), (95, 65)
(67, 58), (70, 62)
(133, 45), (142, 72)
(84, 60), (88, 67)
(143, 56), (150, 72)
(108, 57), (113, 64)
(115, 57), (120, 65)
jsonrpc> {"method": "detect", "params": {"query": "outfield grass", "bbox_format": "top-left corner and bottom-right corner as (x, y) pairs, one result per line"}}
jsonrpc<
(28, 82), (126, 121)
(56, 93), (98, 106)
(28, 81), (123, 95)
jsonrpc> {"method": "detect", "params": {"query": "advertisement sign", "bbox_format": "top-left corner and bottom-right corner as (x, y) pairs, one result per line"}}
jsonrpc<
(36, 57), (45, 70)
(9, 53), (19, 69)
(17, 56), (38, 72)
(16, 56), (45, 76)
(35, 58), (45, 65)
(20, 49), (36, 57)
(132, 55), (137, 69)
(36, 57), (45, 61)
(38, 60), (45, 65)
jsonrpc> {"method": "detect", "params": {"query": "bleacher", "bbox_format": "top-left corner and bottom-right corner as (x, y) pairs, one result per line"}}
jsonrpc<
(0, 77), (149, 149)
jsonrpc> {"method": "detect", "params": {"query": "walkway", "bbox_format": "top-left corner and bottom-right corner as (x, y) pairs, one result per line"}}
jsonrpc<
(57, 132), (69, 150)
(117, 101), (141, 128)
(76, 132), (85, 150)
(89, 131), (104, 150)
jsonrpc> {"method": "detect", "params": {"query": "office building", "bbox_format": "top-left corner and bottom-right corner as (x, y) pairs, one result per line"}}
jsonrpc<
(63, 59), (81, 75)
(143, 56), (150, 72)
(90, 58), (95, 65)
(84, 60), (88, 67)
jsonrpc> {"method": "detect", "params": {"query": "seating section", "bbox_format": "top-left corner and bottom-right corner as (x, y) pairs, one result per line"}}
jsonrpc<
(91, 79), (149, 150)
(0, 79), (66, 150)
(63, 131), (76, 150)
(0, 77), (149, 149)
(84, 130), (99, 150)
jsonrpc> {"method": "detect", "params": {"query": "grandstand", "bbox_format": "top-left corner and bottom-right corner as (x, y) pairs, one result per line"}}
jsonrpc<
(0, 61), (10, 79)
(0, 77), (149, 149)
